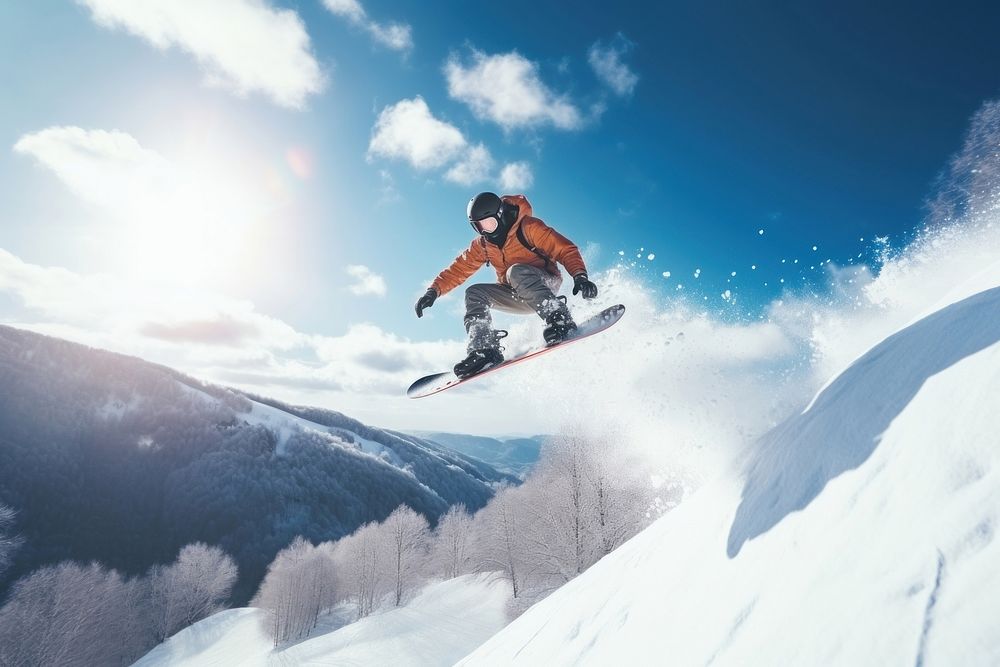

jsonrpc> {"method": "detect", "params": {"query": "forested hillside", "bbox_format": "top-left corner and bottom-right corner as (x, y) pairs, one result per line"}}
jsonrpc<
(0, 325), (514, 604)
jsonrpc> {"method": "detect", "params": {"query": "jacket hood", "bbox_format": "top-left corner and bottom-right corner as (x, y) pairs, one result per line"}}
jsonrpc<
(501, 194), (532, 225)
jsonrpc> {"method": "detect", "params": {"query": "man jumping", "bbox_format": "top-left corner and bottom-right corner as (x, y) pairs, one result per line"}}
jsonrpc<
(414, 192), (598, 379)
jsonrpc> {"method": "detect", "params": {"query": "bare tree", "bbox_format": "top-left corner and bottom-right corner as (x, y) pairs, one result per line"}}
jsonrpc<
(466, 432), (660, 612)
(581, 439), (654, 558)
(473, 486), (529, 599)
(381, 504), (430, 606)
(148, 542), (238, 642)
(927, 99), (1000, 226)
(331, 521), (386, 619)
(525, 437), (594, 584)
(429, 504), (475, 580)
(0, 561), (149, 667)
(0, 504), (22, 578)
(253, 537), (338, 646)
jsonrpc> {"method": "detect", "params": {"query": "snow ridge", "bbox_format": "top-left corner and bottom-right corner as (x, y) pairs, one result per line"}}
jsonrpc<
(728, 285), (1000, 557)
(459, 275), (1000, 665)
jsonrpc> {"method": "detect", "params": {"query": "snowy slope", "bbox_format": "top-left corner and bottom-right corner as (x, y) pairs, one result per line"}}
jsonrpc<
(134, 574), (510, 667)
(460, 282), (1000, 665)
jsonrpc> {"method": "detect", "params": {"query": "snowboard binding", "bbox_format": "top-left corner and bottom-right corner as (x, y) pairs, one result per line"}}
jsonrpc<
(454, 329), (508, 379)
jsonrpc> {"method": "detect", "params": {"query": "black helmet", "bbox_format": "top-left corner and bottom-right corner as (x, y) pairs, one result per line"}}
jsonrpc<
(467, 192), (518, 245)
(468, 192), (502, 223)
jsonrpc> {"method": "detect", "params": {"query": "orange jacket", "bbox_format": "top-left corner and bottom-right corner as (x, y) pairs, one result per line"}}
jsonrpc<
(430, 195), (588, 296)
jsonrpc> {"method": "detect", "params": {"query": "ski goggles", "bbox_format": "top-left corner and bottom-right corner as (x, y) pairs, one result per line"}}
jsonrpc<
(470, 214), (500, 235)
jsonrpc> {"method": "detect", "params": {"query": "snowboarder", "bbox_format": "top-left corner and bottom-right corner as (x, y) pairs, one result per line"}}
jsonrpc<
(414, 192), (598, 379)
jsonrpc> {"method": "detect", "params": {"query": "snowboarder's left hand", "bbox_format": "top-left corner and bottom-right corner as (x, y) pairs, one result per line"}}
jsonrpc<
(573, 274), (598, 299)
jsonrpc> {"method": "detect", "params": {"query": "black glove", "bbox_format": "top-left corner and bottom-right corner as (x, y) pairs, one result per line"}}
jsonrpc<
(415, 288), (438, 318)
(572, 273), (598, 299)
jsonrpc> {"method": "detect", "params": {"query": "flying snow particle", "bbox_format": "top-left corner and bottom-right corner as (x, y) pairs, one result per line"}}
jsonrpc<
(662, 271), (671, 278)
(730, 271), (737, 277)
(721, 289), (732, 301)
(751, 264), (757, 270)
(794, 259), (799, 264)
(648, 253), (655, 261)
(812, 245), (818, 251)
(780, 278), (785, 283)
(694, 268), (701, 278)
(618, 250), (625, 256)
(758, 229), (764, 235)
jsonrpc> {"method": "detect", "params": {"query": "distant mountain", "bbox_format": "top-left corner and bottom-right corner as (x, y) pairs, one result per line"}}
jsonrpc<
(411, 432), (545, 478)
(0, 325), (516, 604)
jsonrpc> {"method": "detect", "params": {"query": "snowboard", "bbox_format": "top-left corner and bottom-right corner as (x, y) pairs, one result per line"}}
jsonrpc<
(406, 304), (625, 399)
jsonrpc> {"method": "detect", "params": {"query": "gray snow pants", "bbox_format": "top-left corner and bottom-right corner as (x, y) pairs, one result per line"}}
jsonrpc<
(463, 263), (564, 350)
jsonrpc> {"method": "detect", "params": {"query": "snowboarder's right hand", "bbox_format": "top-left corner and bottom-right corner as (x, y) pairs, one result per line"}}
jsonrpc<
(415, 288), (438, 318)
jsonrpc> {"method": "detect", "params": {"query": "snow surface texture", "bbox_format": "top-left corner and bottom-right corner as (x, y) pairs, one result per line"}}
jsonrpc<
(460, 269), (1000, 664)
(135, 574), (509, 666)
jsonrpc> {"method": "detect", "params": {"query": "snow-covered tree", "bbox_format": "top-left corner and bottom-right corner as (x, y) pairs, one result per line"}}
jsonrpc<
(148, 542), (238, 642)
(0, 504), (22, 578)
(253, 537), (338, 645)
(381, 504), (430, 606)
(0, 561), (150, 666)
(332, 521), (386, 619)
(584, 441), (652, 558)
(429, 504), (475, 580)
(473, 485), (529, 599)
(524, 437), (595, 583)
(927, 99), (1000, 225)
(465, 432), (660, 612)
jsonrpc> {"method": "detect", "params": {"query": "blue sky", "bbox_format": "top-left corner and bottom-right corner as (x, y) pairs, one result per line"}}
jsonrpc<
(2, 1), (999, 431)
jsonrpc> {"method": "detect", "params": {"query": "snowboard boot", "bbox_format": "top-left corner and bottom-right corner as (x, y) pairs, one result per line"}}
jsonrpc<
(455, 320), (507, 379)
(542, 297), (578, 345)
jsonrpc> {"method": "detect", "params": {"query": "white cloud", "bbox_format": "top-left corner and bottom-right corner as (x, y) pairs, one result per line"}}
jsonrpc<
(499, 161), (534, 191)
(377, 169), (400, 205)
(367, 99), (533, 190)
(367, 22), (412, 52)
(445, 144), (494, 185)
(345, 264), (387, 297)
(323, 0), (365, 22)
(322, 0), (412, 52)
(445, 50), (583, 131)
(14, 126), (166, 211)
(13, 126), (268, 288)
(0, 247), (458, 401)
(368, 97), (468, 170)
(77, 0), (325, 109)
(588, 35), (639, 97)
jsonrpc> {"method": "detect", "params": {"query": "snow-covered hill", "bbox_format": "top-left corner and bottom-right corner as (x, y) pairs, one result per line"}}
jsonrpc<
(0, 325), (514, 603)
(460, 278), (1000, 664)
(134, 574), (510, 666)
(411, 432), (544, 478)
